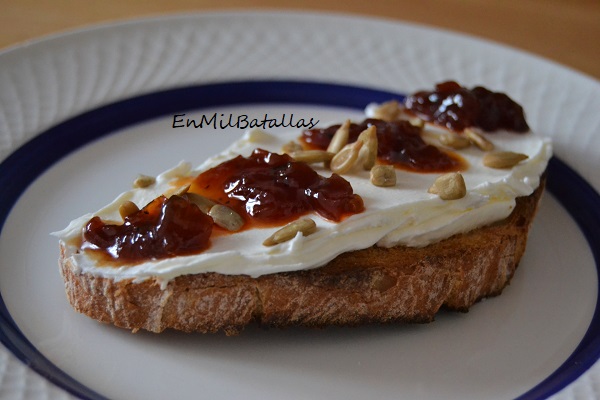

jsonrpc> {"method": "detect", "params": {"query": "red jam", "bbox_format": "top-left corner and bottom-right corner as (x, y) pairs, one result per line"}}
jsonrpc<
(192, 148), (364, 225)
(404, 81), (529, 132)
(82, 149), (363, 263)
(83, 195), (213, 262)
(302, 118), (465, 173)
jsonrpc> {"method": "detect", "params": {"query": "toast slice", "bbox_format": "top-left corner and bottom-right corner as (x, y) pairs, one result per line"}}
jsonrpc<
(59, 175), (545, 335)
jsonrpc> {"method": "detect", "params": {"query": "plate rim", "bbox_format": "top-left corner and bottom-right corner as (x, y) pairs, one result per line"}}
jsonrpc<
(2, 10), (599, 196)
(3, 9), (599, 86)
(0, 80), (598, 400)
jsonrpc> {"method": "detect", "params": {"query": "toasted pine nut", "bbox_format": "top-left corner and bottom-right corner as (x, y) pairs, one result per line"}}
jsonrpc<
(133, 174), (156, 188)
(464, 128), (494, 151)
(370, 165), (396, 187)
(357, 125), (378, 170)
(371, 100), (404, 122)
(263, 218), (317, 246)
(428, 172), (467, 200)
(483, 151), (528, 169)
(290, 150), (335, 164)
(327, 119), (351, 154)
(208, 204), (244, 231)
(439, 132), (471, 149)
(330, 140), (363, 174)
(185, 193), (217, 214)
(119, 201), (139, 220)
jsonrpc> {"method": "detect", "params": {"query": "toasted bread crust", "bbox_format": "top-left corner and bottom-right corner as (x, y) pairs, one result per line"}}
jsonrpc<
(59, 178), (545, 335)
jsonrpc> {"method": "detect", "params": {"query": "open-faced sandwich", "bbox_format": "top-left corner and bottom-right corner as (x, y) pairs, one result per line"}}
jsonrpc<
(54, 81), (552, 335)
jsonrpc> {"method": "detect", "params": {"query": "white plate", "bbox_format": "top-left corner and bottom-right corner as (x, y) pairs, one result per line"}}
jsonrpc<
(0, 11), (599, 400)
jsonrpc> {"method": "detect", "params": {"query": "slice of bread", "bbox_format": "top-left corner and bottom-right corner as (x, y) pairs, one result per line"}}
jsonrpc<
(59, 175), (545, 335)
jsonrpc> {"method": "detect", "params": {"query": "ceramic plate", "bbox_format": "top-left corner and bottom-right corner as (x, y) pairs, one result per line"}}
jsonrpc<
(0, 11), (599, 400)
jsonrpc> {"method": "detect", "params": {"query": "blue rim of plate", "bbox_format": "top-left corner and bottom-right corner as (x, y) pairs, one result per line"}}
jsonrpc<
(0, 81), (598, 400)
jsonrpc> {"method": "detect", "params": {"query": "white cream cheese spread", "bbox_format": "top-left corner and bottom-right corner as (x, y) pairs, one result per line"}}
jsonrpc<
(54, 107), (552, 286)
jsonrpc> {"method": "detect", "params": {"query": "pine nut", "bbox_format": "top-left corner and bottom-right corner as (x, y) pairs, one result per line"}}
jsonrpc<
(428, 172), (467, 200)
(208, 204), (244, 231)
(119, 201), (139, 220)
(370, 165), (396, 187)
(464, 128), (494, 151)
(439, 132), (471, 149)
(290, 150), (335, 164)
(327, 119), (350, 154)
(330, 140), (363, 174)
(184, 193), (217, 214)
(483, 151), (528, 169)
(371, 100), (404, 122)
(357, 125), (378, 170)
(133, 174), (156, 188)
(263, 218), (317, 246)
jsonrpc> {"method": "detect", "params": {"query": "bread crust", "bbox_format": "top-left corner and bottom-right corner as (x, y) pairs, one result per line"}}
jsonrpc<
(59, 177), (545, 335)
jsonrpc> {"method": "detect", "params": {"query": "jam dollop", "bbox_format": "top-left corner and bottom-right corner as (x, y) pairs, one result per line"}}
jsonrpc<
(303, 119), (464, 173)
(404, 81), (529, 132)
(193, 148), (364, 224)
(83, 195), (213, 262)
